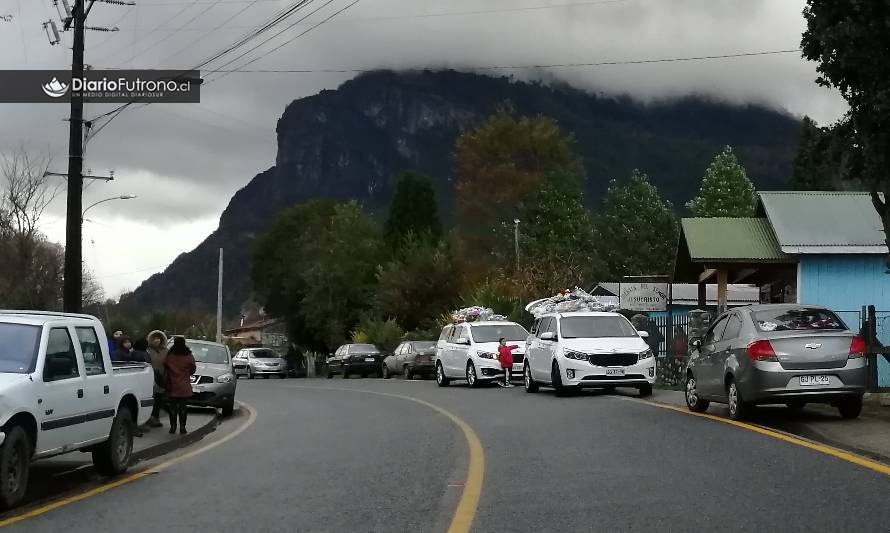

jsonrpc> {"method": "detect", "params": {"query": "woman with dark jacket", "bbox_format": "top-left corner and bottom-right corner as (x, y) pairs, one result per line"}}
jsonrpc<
(164, 336), (197, 434)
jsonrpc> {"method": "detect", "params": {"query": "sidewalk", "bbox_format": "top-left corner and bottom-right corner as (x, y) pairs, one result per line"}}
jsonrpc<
(132, 408), (219, 462)
(650, 388), (890, 463)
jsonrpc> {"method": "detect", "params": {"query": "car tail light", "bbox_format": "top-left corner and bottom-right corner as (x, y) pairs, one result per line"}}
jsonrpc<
(849, 336), (866, 358)
(747, 340), (777, 362)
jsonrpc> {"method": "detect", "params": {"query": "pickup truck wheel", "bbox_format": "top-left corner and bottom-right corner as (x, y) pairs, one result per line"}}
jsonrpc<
(221, 400), (235, 417)
(92, 408), (134, 476)
(0, 426), (31, 510)
(436, 363), (450, 387)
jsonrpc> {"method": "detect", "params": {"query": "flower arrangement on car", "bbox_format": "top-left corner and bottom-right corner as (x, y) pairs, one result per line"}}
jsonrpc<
(451, 306), (507, 324)
(524, 287), (619, 318)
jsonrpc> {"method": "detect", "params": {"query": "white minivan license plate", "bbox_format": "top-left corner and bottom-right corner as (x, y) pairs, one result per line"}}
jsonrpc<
(799, 375), (830, 386)
(364, 357), (375, 362)
(605, 368), (625, 376)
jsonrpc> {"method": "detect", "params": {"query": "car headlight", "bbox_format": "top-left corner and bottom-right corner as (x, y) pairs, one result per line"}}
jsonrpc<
(638, 349), (654, 361)
(217, 373), (234, 383)
(476, 352), (497, 360)
(564, 350), (588, 361)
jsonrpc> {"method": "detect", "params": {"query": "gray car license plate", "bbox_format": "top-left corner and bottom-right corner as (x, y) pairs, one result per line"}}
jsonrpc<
(364, 357), (375, 362)
(799, 375), (830, 386)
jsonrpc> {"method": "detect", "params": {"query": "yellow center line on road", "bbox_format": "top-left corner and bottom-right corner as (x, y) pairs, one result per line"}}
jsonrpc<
(0, 401), (258, 529)
(285, 385), (484, 533)
(629, 396), (890, 477)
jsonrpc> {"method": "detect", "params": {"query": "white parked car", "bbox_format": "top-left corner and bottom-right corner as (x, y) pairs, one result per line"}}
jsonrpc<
(435, 321), (530, 388)
(524, 312), (656, 396)
(0, 311), (154, 509)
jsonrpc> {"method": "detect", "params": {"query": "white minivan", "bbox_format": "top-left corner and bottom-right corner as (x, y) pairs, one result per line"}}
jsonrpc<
(435, 321), (530, 388)
(524, 312), (656, 396)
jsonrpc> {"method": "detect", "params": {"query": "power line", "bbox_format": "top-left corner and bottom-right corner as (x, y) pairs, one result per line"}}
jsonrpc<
(206, 0), (363, 84)
(88, 0), (317, 123)
(156, 0), (265, 68)
(117, 0), (629, 29)
(97, 0), (198, 67)
(202, 48), (803, 74)
(202, 0), (338, 80)
(113, 0), (230, 67)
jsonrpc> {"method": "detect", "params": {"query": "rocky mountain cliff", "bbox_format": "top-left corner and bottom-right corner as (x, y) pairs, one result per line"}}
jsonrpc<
(119, 69), (801, 315)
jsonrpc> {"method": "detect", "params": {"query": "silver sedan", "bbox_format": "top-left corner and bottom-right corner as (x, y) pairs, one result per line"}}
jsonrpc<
(685, 304), (867, 420)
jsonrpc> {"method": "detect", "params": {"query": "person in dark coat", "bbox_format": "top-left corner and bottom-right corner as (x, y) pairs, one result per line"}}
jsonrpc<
(164, 336), (197, 434)
(111, 337), (134, 362)
(131, 338), (150, 364)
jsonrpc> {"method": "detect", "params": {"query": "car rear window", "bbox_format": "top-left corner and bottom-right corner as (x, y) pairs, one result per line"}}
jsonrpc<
(753, 308), (847, 332)
(350, 344), (380, 354)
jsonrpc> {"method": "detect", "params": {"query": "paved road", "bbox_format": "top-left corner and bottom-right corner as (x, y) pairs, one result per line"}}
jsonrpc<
(6, 378), (890, 532)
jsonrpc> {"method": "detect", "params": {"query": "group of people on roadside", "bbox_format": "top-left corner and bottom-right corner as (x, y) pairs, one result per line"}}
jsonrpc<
(108, 329), (197, 434)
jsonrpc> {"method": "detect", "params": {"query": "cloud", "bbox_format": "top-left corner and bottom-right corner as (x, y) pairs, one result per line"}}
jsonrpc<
(3, 0), (847, 295)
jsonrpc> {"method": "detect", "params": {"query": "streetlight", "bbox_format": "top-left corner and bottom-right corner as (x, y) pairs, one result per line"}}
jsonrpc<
(513, 218), (521, 273)
(82, 194), (136, 222)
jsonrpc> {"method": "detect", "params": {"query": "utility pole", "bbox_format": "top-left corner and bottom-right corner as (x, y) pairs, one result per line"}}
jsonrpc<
(513, 219), (521, 273)
(216, 248), (223, 343)
(62, 0), (86, 313)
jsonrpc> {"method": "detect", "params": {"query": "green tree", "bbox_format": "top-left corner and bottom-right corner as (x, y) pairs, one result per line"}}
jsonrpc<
(374, 239), (460, 333)
(496, 172), (606, 295)
(351, 318), (404, 353)
(790, 116), (834, 191)
(802, 1), (890, 263)
(454, 109), (583, 266)
(686, 146), (757, 217)
(594, 170), (679, 277)
(251, 200), (382, 352)
(384, 172), (442, 249)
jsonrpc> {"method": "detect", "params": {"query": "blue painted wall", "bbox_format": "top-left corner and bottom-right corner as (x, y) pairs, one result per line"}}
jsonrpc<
(799, 254), (890, 386)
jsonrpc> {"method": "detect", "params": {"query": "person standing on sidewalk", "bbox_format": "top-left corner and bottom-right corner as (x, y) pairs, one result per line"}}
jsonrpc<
(146, 330), (169, 428)
(498, 337), (519, 388)
(165, 336), (196, 434)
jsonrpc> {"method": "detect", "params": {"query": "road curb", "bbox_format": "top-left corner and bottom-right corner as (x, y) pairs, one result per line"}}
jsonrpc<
(131, 412), (220, 464)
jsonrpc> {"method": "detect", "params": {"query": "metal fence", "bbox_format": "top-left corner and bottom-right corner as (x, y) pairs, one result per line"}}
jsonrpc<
(651, 313), (690, 358)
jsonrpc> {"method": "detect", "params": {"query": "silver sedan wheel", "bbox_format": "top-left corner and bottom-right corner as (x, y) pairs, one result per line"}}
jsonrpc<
(728, 382), (739, 416)
(686, 377), (698, 406)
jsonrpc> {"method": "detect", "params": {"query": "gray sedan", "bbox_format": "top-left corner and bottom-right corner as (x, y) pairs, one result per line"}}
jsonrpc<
(176, 339), (237, 417)
(685, 304), (867, 420)
(233, 348), (288, 379)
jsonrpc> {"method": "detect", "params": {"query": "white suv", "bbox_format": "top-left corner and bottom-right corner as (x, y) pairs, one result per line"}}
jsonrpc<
(435, 321), (530, 388)
(524, 312), (656, 396)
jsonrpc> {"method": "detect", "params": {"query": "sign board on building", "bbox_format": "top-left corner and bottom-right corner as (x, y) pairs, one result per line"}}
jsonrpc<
(619, 283), (669, 312)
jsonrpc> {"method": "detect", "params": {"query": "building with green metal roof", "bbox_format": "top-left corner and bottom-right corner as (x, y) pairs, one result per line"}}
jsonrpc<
(675, 191), (890, 387)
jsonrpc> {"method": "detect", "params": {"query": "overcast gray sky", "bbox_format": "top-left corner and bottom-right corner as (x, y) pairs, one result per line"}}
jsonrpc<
(0, 0), (846, 297)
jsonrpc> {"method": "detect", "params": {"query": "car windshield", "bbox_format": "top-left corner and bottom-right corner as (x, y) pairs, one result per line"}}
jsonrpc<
(470, 325), (529, 343)
(350, 344), (379, 354)
(190, 343), (229, 364)
(413, 342), (436, 351)
(753, 308), (847, 332)
(252, 349), (280, 359)
(560, 316), (638, 339)
(0, 323), (41, 374)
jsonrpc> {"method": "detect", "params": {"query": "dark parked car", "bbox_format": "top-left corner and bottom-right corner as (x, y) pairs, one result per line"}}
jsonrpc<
(327, 344), (384, 378)
(382, 341), (437, 379)
(684, 304), (867, 420)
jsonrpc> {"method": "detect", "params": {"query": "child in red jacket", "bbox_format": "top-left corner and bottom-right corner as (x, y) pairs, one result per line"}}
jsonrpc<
(498, 338), (519, 388)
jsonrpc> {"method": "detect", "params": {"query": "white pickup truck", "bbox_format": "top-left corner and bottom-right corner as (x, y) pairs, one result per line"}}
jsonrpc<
(0, 311), (154, 509)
